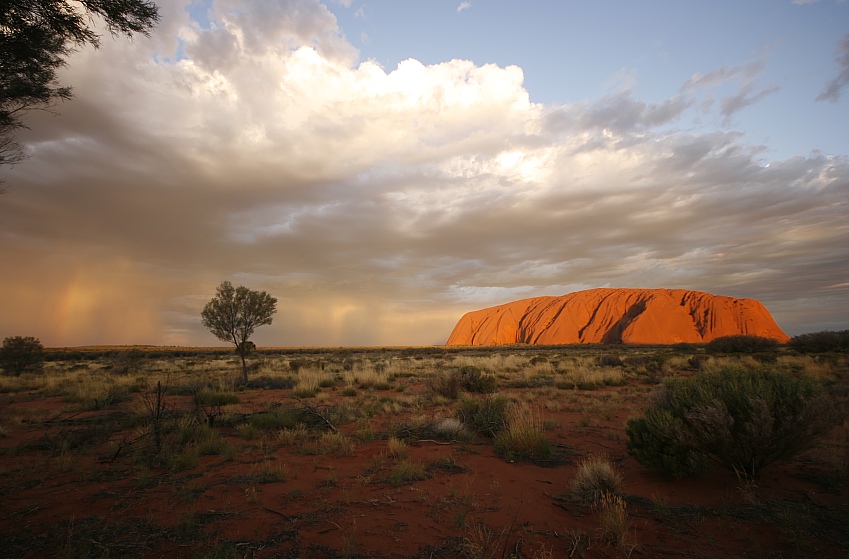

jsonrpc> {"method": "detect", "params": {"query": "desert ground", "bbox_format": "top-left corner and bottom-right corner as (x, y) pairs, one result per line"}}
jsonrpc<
(0, 345), (846, 558)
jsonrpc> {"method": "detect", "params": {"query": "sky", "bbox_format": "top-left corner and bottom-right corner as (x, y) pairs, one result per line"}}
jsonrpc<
(1, 0), (848, 348)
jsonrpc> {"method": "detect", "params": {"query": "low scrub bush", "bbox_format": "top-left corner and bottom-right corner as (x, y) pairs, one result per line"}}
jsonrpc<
(392, 416), (473, 442)
(706, 335), (780, 355)
(457, 395), (508, 437)
(626, 367), (840, 478)
(624, 353), (668, 373)
(246, 376), (296, 390)
(458, 366), (499, 393)
(597, 355), (623, 368)
(428, 371), (462, 399)
(789, 330), (849, 353)
(625, 407), (709, 479)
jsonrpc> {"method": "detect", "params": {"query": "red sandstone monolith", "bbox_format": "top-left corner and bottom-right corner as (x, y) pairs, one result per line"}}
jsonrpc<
(445, 288), (789, 346)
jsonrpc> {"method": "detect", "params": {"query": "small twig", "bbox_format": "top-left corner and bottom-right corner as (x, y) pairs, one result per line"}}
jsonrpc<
(233, 506), (295, 521)
(103, 432), (149, 463)
(262, 506), (293, 520)
(293, 396), (337, 433)
(25, 410), (88, 425)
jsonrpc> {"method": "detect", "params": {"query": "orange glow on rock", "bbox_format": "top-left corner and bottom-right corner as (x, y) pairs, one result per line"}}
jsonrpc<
(445, 288), (790, 346)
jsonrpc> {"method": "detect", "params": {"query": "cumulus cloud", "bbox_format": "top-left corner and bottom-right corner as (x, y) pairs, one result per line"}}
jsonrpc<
(817, 33), (849, 102)
(0, 0), (847, 346)
(457, 2), (471, 13)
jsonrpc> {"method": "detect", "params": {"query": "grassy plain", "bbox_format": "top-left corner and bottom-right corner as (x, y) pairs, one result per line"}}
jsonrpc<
(0, 345), (846, 558)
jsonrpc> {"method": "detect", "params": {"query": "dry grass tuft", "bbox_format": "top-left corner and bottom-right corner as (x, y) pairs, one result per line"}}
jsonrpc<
(570, 454), (623, 504)
(595, 491), (631, 547)
(557, 365), (625, 390)
(387, 437), (409, 460)
(494, 402), (552, 463)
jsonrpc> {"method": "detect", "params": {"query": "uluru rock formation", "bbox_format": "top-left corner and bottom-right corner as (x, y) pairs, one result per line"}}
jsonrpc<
(445, 288), (790, 346)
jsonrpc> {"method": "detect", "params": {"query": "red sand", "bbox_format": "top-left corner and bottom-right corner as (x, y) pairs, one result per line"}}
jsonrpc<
(0, 375), (844, 559)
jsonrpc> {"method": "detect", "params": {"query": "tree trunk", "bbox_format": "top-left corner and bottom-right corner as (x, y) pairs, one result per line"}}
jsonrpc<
(240, 352), (248, 384)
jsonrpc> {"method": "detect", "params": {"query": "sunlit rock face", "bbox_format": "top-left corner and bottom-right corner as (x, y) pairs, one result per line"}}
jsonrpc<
(445, 288), (790, 346)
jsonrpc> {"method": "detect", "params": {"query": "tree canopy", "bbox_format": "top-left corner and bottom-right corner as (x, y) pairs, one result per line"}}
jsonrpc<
(201, 281), (277, 382)
(0, 335), (44, 375)
(1, 0), (160, 170)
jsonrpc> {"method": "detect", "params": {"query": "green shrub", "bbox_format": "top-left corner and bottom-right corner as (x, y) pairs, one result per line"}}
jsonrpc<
(626, 367), (840, 478)
(248, 407), (299, 430)
(459, 366), (499, 393)
(597, 355), (623, 368)
(687, 354), (709, 370)
(626, 408), (709, 479)
(428, 371), (462, 399)
(0, 336), (44, 376)
(457, 395), (508, 438)
(624, 353), (668, 377)
(672, 343), (698, 353)
(789, 330), (849, 353)
(288, 358), (308, 373)
(246, 376), (296, 390)
(705, 335), (780, 355)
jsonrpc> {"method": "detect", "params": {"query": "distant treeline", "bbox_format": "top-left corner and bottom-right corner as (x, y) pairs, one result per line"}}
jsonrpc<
(39, 330), (849, 363)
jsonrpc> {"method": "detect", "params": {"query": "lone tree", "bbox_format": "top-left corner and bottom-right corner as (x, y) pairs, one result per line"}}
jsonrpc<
(201, 281), (277, 383)
(1, 0), (160, 170)
(0, 336), (44, 375)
